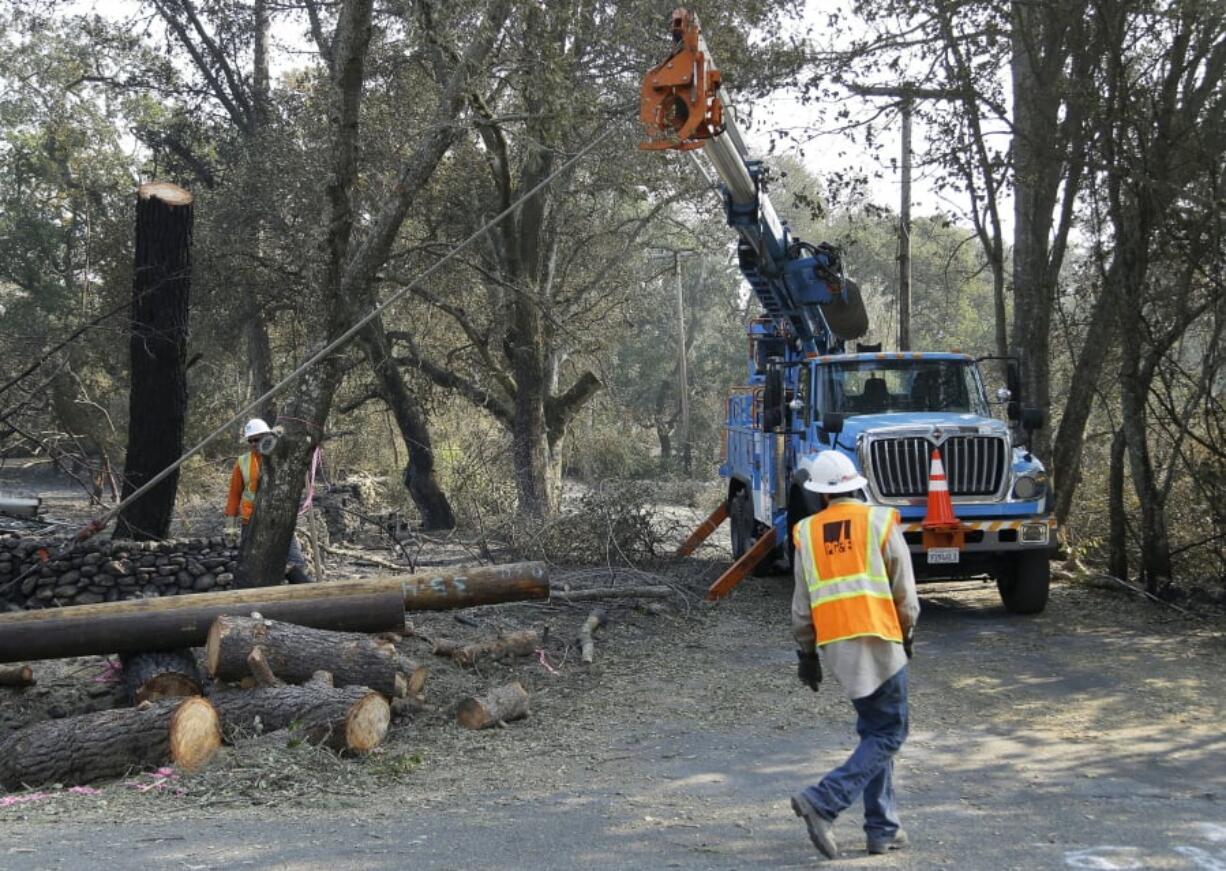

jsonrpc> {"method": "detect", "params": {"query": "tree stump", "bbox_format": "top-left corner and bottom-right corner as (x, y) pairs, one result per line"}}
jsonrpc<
(206, 616), (402, 698)
(0, 697), (220, 789)
(210, 684), (389, 753)
(120, 650), (203, 704)
(456, 682), (529, 730)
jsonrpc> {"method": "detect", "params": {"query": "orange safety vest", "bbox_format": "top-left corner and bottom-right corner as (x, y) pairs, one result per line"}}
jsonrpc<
(793, 501), (903, 646)
(236, 452), (260, 522)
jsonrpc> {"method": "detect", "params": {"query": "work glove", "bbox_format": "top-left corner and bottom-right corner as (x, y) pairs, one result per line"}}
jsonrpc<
(903, 630), (915, 660)
(224, 517), (239, 542)
(797, 650), (822, 692)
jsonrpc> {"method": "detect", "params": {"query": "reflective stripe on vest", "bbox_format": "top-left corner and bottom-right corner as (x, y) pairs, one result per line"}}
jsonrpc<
(794, 502), (903, 646)
(237, 452), (260, 521)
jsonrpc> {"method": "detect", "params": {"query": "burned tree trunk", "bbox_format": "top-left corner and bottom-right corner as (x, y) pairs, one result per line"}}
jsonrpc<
(115, 182), (193, 541)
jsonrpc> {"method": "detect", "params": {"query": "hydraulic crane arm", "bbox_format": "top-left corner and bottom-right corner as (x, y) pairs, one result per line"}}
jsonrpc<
(641, 9), (868, 352)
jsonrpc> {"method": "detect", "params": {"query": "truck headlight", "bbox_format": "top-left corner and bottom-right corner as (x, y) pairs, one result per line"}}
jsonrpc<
(1021, 522), (1049, 544)
(1012, 472), (1047, 500)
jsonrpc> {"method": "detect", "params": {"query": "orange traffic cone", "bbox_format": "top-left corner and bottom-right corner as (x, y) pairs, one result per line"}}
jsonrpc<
(922, 448), (964, 550)
(922, 449), (957, 529)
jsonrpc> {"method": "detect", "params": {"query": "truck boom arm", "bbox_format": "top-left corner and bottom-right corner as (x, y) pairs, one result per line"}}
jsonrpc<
(640, 8), (869, 353)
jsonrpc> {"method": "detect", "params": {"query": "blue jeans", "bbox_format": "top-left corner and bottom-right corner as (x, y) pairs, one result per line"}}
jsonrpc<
(802, 665), (908, 841)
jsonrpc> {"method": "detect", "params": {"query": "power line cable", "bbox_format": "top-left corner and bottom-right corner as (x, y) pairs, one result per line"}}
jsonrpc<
(1, 121), (625, 595)
(74, 121), (626, 543)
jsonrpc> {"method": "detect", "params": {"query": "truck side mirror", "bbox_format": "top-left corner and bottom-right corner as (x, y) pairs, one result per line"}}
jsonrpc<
(1006, 361), (1021, 397)
(822, 411), (844, 435)
(764, 367), (783, 411)
(1006, 361), (1021, 420)
(1021, 407), (1044, 431)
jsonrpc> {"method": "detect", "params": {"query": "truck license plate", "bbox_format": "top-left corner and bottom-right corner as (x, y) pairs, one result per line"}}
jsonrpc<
(927, 548), (960, 565)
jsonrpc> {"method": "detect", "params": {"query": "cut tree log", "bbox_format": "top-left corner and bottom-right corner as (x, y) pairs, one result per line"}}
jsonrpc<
(0, 696), (220, 789)
(0, 562), (549, 664)
(210, 684), (389, 754)
(0, 665), (35, 687)
(431, 629), (541, 667)
(207, 616), (401, 698)
(119, 650), (202, 704)
(456, 682), (530, 730)
(578, 609), (608, 664)
(550, 585), (673, 602)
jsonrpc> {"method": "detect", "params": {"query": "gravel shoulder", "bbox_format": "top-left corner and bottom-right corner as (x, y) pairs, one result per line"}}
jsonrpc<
(2, 553), (1225, 870)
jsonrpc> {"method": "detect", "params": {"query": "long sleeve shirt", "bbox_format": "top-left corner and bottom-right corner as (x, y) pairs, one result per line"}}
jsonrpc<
(224, 452), (260, 521)
(792, 497), (920, 699)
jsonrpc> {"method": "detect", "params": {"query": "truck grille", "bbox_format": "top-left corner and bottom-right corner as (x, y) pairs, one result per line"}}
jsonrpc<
(868, 436), (1006, 498)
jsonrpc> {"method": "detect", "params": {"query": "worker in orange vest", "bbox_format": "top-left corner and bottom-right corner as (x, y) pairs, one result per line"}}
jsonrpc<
(788, 450), (919, 860)
(224, 418), (310, 585)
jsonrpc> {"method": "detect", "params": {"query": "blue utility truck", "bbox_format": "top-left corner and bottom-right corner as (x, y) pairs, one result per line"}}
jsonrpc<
(642, 10), (1056, 612)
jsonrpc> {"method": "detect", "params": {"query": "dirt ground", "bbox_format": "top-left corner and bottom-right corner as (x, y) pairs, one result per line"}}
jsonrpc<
(2, 464), (1226, 869)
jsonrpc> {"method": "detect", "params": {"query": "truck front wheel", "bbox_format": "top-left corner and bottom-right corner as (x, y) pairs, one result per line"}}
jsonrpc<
(730, 489), (753, 560)
(995, 551), (1051, 615)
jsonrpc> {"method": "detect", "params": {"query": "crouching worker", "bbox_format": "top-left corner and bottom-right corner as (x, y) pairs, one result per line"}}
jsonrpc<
(224, 418), (311, 585)
(789, 450), (919, 860)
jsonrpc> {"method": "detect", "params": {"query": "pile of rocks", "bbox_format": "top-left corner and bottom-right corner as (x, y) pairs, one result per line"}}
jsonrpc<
(0, 535), (241, 611)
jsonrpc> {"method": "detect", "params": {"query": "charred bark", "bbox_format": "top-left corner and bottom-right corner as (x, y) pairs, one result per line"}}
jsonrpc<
(115, 183), (193, 541)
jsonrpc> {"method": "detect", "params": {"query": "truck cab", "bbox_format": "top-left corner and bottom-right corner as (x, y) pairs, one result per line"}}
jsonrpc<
(722, 349), (1056, 614)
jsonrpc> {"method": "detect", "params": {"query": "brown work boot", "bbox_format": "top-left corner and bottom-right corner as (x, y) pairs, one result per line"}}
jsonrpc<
(867, 828), (909, 855)
(791, 792), (838, 859)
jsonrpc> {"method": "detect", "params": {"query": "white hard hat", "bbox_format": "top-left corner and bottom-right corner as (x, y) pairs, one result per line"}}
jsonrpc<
(800, 451), (868, 494)
(242, 418), (272, 441)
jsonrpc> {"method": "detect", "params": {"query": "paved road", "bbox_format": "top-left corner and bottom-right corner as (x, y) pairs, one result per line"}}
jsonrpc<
(2, 579), (1224, 870)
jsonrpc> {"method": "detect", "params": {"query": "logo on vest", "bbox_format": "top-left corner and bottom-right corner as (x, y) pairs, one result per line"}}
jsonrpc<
(823, 519), (852, 555)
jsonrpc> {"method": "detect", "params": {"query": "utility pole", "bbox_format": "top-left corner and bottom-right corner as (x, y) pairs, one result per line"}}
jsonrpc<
(843, 83), (957, 351)
(674, 252), (691, 476)
(898, 96), (913, 352)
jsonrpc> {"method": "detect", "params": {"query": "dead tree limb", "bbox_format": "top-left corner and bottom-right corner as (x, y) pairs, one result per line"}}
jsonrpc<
(578, 608), (608, 664)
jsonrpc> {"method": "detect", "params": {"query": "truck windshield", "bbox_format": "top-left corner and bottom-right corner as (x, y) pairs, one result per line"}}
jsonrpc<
(817, 359), (987, 416)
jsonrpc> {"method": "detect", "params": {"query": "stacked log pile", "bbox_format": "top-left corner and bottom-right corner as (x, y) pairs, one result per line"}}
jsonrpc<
(0, 534), (240, 610)
(0, 560), (555, 789)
